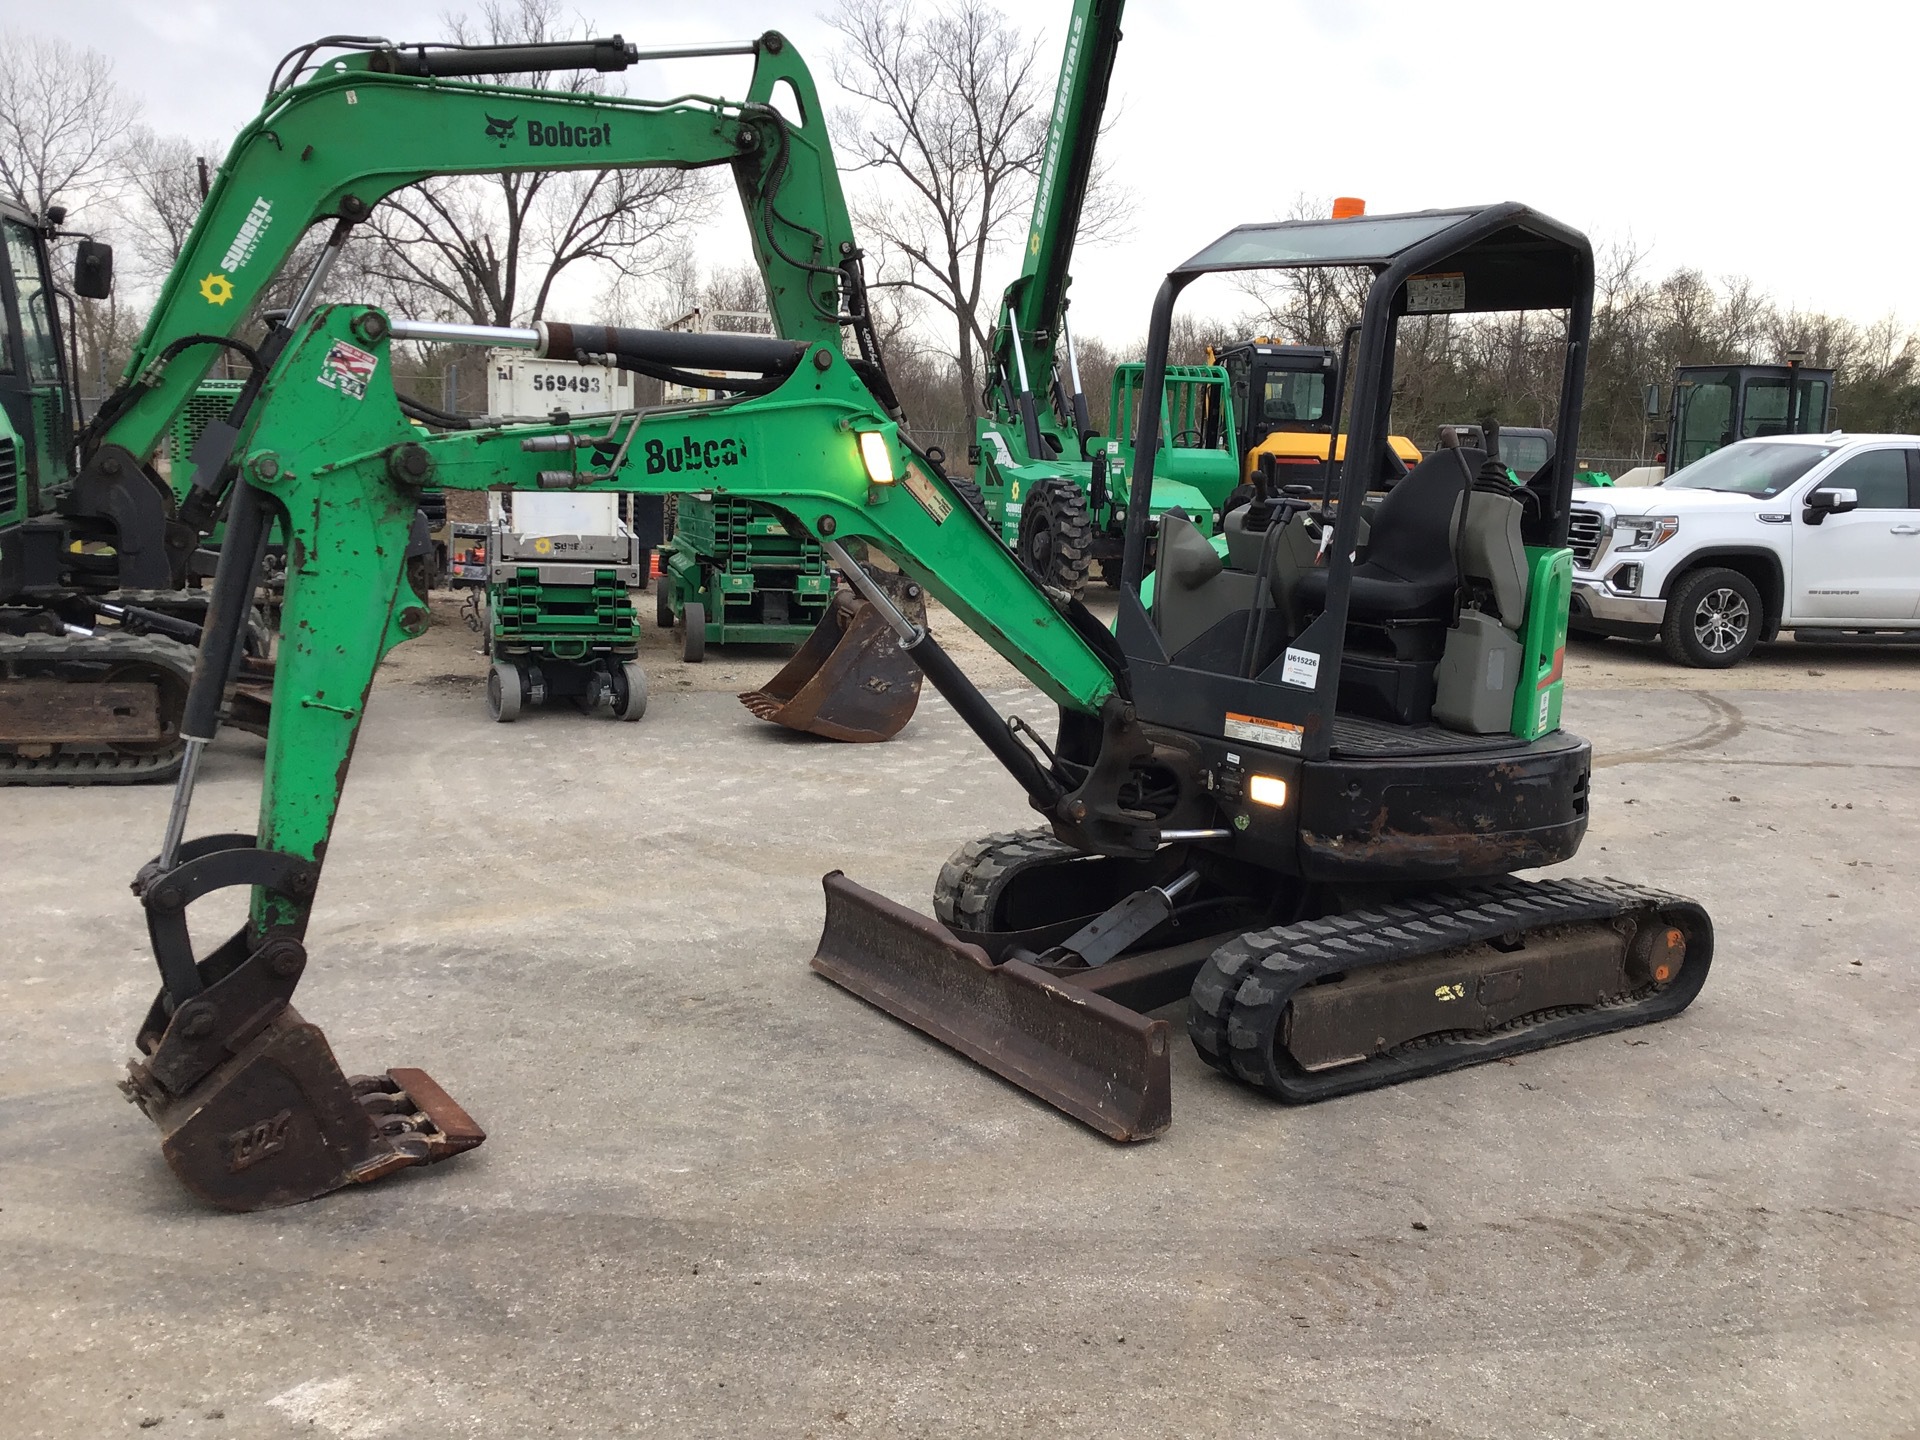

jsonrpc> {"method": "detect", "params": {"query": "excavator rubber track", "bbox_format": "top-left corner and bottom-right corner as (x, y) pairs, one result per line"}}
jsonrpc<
(1188, 876), (1713, 1102)
(0, 631), (196, 785)
(932, 827), (1078, 929)
(110, 588), (275, 737)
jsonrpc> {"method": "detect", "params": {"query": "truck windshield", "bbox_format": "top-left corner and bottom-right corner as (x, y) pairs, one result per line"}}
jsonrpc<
(1664, 439), (1836, 498)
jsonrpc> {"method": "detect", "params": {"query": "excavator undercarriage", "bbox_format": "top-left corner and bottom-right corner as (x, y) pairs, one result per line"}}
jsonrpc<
(817, 837), (1709, 1138)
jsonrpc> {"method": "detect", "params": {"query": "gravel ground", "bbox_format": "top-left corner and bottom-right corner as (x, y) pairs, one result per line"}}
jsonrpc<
(3, 584), (1916, 1438)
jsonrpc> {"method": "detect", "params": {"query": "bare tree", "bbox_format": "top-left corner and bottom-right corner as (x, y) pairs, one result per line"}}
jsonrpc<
(356, 0), (713, 340)
(117, 128), (214, 274)
(0, 30), (141, 221)
(829, 0), (1126, 421)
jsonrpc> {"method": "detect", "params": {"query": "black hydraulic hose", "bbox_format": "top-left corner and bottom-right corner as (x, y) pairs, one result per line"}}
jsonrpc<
(1018, 391), (1045, 461)
(179, 480), (272, 743)
(601, 354), (786, 397)
(79, 334), (263, 459)
(904, 630), (1062, 810)
(397, 393), (482, 429)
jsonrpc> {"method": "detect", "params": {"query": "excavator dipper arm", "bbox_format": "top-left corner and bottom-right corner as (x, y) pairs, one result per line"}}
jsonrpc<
(124, 302), (1127, 1208)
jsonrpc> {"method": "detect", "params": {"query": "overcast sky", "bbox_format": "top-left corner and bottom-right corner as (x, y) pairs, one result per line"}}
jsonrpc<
(15, 0), (1918, 346)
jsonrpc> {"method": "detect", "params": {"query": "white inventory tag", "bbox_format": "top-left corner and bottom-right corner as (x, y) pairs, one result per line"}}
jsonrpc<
(1280, 647), (1321, 689)
(1224, 712), (1303, 752)
(1407, 271), (1466, 312)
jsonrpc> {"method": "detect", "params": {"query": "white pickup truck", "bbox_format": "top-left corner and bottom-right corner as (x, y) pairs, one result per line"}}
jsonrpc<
(1567, 434), (1920, 666)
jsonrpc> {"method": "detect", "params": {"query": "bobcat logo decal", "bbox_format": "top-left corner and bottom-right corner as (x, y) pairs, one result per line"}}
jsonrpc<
(485, 114), (518, 147)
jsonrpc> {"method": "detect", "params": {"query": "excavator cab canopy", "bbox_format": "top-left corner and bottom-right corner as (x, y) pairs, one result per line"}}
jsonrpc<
(1117, 202), (1594, 764)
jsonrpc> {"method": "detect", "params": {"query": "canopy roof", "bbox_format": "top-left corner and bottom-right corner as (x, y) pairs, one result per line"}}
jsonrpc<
(1174, 203), (1589, 315)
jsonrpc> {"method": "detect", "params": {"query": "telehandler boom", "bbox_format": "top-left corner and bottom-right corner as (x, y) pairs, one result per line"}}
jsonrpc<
(116, 33), (1712, 1214)
(969, 0), (1240, 595)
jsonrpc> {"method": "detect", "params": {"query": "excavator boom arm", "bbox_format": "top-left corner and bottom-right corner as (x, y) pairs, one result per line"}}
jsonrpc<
(215, 302), (1122, 905)
(98, 34), (855, 468)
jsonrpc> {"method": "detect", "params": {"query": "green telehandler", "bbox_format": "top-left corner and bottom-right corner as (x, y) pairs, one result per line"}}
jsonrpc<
(104, 30), (1712, 1215)
(969, 0), (1242, 597)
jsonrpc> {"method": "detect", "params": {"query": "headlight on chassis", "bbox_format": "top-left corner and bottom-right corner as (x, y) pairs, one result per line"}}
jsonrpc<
(1612, 515), (1679, 553)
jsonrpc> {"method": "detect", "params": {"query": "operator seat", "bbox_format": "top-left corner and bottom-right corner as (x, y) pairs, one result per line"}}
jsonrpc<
(1292, 448), (1483, 623)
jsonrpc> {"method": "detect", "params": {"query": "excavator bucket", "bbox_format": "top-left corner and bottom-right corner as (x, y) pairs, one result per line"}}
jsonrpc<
(738, 568), (927, 742)
(122, 1005), (484, 1212)
(810, 872), (1172, 1140)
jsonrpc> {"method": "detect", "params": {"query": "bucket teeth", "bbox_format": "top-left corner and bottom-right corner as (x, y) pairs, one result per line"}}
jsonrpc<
(123, 1007), (484, 1212)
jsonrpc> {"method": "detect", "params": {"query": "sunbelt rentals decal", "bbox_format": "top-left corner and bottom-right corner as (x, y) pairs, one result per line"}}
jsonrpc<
(199, 194), (273, 306)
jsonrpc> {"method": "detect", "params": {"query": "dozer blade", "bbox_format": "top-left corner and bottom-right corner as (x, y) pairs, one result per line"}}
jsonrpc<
(121, 1006), (484, 1212)
(739, 580), (926, 743)
(811, 872), (1172, 1141)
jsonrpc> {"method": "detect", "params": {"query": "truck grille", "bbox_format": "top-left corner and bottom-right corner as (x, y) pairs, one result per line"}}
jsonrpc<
(0, 436), (17, 515)
(1567, 506), (1604, 568)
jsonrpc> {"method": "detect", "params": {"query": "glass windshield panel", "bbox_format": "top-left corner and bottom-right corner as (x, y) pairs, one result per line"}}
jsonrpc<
(1814, 449), (1910, 509)
(1675, 372), (1736, 468)
(1180, 211), (1472, 271)
(0, 240), (12, 372)
(3, 222), (59, 384)
(1665, 439), (1835, 497)
(1260, 368), (1326, 425)
(1500, 434), (1552, 476)
(1741, 378), (1792, 438)
(1800, 378), (1830, 430)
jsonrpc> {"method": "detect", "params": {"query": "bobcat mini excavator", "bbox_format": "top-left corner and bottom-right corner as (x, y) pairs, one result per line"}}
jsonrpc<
(111, 35), (1710, 1213)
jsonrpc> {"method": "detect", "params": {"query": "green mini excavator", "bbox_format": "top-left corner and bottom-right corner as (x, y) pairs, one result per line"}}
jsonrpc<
(105, 29), (1712, 1213)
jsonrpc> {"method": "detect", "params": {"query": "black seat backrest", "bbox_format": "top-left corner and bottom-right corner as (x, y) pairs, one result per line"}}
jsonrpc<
(1361, 447), (1483, 585)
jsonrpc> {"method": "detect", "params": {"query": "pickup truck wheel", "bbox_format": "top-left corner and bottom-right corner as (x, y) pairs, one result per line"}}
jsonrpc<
(1663, 567), (1762, 668)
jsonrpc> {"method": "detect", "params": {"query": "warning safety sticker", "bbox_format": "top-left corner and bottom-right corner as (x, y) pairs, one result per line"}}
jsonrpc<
(1407, 271), (1466, 313)
(1224, 711), (1303, 753)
